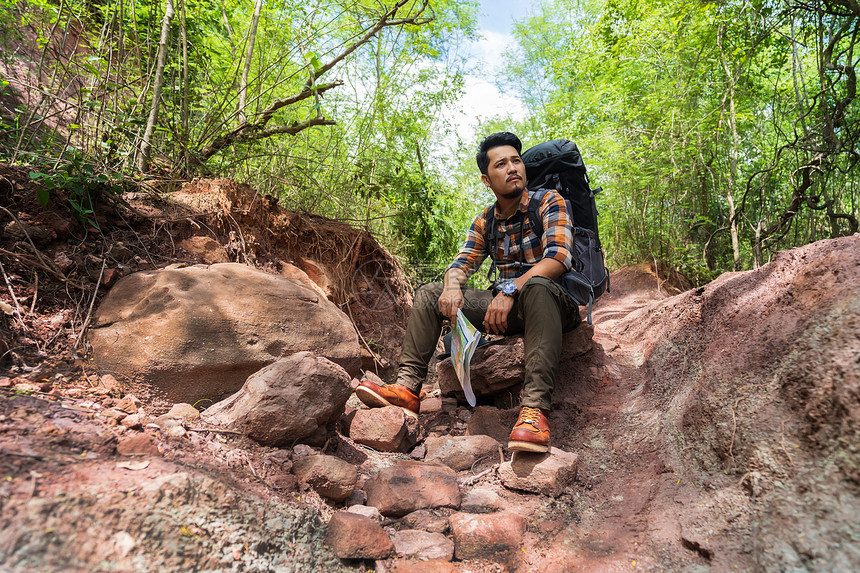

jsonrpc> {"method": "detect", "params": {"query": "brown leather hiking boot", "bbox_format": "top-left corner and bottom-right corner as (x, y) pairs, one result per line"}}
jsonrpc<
(508, 406), (550, 453)
(354, 380), (420, 418)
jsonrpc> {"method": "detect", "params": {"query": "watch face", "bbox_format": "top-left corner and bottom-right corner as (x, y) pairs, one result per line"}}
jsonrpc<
(503, 282), (517, 295)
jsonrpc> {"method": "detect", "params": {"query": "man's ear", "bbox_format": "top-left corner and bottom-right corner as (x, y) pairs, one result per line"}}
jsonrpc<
(480, 173), (491, 188)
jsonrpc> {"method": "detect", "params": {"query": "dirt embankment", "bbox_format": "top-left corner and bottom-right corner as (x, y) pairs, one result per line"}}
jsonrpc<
(1, 170), (858, 572)
(0, 170), (411, 375)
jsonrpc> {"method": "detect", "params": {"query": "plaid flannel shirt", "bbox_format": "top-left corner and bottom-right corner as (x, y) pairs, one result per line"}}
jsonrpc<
(447, 189), (573, 282)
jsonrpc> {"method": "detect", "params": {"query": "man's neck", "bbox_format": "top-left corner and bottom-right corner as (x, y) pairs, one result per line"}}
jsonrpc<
(495, 192), (524, 220)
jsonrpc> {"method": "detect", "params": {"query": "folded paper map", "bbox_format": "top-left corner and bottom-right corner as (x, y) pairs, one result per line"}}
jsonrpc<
(450, 310), (482, 407)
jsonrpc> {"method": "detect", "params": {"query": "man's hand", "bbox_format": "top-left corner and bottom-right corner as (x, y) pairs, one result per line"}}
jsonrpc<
(439, 268), (467, 321)
(438, 284), (465, 321)
(484, 292), (515, 334)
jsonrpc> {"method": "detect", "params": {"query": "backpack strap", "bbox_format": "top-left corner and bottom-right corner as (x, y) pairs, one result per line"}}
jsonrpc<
(484, 207), (497, 283)
(527, 189), (545, 239)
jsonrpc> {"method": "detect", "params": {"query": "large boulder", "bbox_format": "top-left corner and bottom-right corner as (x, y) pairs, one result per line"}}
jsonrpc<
(200, 352), (352, 447)
(88, 263), (360, 407)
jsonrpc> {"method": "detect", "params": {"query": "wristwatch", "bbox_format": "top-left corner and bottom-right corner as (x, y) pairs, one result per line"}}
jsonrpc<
(501, 281), (518, 298)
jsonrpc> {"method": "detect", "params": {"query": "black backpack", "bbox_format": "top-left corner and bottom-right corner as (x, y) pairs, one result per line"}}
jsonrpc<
(484, 139), (609, 323)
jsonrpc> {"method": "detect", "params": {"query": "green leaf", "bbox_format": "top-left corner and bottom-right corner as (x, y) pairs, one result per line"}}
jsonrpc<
(36, 187), (49, 207)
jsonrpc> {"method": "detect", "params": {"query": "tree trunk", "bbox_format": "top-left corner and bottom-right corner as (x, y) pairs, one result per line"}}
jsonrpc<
(137, 0), (175, 173)
(179, 0), (190, 172)
(238, 0), (263, 123)
(718, 27), (741, 271)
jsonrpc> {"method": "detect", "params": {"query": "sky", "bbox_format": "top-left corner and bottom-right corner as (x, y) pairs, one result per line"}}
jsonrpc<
(443, 0), (538, 154)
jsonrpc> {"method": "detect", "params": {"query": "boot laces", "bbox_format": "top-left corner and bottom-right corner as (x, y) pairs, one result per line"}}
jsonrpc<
(519, 406), (541, 428)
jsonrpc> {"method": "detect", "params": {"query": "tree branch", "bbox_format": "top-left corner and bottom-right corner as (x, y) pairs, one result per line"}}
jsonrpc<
(193, 0), (432, 164)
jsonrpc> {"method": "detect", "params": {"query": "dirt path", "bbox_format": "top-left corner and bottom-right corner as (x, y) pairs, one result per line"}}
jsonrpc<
(520, 269), (704, 572)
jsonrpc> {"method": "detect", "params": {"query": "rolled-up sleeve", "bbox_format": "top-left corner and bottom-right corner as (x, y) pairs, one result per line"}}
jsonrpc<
(540, 192), (573, 270)
(447, 207), (490, 279)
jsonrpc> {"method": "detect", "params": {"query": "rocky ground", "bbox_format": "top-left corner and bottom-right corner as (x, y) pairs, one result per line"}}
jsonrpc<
(1, 169), (858, 572)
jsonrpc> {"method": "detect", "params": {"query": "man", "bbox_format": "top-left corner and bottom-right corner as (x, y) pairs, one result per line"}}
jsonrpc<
(355, 132), (581, 452)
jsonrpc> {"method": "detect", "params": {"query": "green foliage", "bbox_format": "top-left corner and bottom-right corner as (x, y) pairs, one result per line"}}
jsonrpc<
(1, 0), (480, 272)
(29, 150), (122, 228)
(502, 0), (859, 284)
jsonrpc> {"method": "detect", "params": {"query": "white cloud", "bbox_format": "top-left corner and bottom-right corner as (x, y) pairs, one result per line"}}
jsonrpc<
(433, 30), (527, 158)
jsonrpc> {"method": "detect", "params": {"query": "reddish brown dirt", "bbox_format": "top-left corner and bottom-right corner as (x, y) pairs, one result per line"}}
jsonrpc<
(2, 169), (858, 572)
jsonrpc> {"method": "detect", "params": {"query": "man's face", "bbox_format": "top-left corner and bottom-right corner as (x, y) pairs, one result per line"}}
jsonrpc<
(481, 145), (527, 200)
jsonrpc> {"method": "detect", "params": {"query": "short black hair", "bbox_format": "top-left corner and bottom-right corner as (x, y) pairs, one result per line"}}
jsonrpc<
(476, 132), (522, 175)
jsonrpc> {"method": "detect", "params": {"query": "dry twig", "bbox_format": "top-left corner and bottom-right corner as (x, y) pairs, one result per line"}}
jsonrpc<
(0, 258), (27, 331)
(71, 258), (105, 357)
(729, 396), (744, 467)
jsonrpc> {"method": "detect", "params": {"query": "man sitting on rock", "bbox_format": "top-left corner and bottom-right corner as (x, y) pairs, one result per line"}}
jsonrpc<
(355, 132), (581, 453)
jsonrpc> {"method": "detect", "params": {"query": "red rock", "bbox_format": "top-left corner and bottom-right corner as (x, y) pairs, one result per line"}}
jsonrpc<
(350, 406), (419, 452)
(437, 327), (592, 403)
(201, 353), (352, 447)
(420, 396), (443, 413)
(116, 434), (161, 456)
(390, 560), (456, 573)
(423, 434), (500, 471)
(392, 529), (454, 561)
(400, 509), (451, 534)
(497, 447), (578, 497)
(297, 257), (332, 299)
(279, 262), (329, 301)
(325, 511), (393, 559)
(177, 236), (230, 264)
(467, 406), (517, 444)
(448, 511), (527, 561)
(98, 374), (123, 394)
(102, 267), (119, 286)
(265, 474), (298, 492)
(460, 488), (505, 513)
(114, 394), (140, 414)
(88, 263), (361, 408)
(291, 454), (357, 502)
(100, 408), (126, 421)
(365, 461), (460, 517)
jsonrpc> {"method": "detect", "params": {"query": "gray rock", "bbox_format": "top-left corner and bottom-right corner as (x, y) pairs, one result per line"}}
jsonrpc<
(344, 489), (367, 507)
(344, 504), (382, 522)
(164, 403), (200, 421)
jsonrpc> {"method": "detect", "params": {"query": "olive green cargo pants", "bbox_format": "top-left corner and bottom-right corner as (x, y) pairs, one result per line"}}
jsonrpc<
(396, 276), (581, 411)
